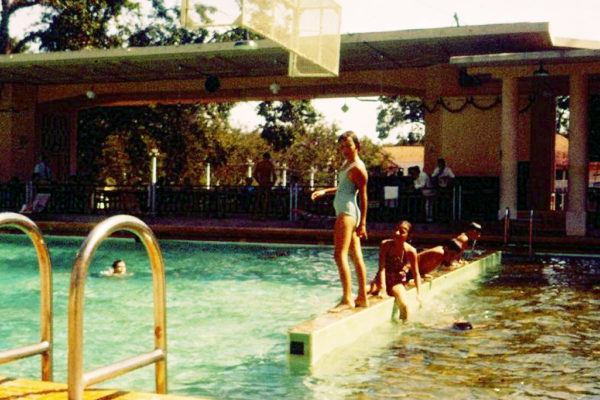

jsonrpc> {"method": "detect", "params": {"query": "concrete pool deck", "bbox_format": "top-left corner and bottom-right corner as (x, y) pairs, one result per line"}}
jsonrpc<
(18, 213), (600, 254)
(0, 375), (204, 400)
(287, 251), (502, 369)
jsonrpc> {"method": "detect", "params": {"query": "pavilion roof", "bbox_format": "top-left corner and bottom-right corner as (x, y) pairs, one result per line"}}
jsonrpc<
(0, 22), (595, 86)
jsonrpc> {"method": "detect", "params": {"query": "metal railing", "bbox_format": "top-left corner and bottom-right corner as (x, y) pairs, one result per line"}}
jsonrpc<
(503, 207), (535, 256)
(0, 177), (502, 223)
(68, 215), (167, 400)
(0, 212), (53, 381)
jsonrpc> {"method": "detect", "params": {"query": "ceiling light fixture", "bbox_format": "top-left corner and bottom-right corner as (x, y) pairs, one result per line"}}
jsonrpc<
(533, 61), (549, 77)
(269, 82), (280, 94)
(204, 75), (220, 93)
(234, 30), (256, 50)
(234, 40), (256, 50)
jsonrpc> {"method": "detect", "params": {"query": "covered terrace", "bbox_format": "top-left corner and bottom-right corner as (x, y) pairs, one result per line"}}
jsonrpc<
(1, 22), (599, 235)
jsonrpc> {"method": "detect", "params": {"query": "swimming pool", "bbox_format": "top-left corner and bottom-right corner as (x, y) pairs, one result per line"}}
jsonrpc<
(310, 255), (600, 398)
(0, 234), (377, 399)
(1, 235), (599, 399)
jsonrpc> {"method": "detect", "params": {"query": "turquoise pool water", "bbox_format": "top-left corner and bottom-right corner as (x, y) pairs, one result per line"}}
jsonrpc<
(1, 235), (599, 399)
(0, 234), (378, 399)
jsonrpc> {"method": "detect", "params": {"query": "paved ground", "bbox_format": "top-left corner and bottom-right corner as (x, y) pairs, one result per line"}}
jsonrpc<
(20, 212), (600, 254)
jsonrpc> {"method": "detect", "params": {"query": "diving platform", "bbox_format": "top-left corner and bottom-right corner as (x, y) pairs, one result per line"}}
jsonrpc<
(0, 376), (203, 399)
(287, 251), (502, 368)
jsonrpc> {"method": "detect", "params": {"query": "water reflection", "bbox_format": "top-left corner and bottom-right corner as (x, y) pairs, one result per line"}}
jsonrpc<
(313, 258), (600, 399)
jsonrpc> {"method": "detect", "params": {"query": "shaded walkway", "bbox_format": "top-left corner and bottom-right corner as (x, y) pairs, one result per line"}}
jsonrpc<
(15, 213), (600, 254)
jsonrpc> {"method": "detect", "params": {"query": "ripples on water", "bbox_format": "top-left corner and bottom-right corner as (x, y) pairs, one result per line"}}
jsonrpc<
(1, 234), (600, 399)
(314, 256), (600, 399)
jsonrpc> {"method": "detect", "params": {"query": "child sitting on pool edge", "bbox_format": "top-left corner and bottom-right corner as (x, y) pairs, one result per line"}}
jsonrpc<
(367, 220), (422, 320)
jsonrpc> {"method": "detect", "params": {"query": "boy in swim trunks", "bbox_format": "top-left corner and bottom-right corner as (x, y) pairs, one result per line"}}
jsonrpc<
(368, 220), (422, 320)
(453, 221), (482, 264)
(417, 239), (463, 275)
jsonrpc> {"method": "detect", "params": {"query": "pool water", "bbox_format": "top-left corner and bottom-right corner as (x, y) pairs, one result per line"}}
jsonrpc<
(1, 235), (599, 399)
(0, 234), (378, 399)
(311, 256), (600, 399)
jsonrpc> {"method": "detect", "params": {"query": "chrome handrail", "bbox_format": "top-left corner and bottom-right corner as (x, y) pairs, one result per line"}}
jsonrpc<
(68, 215), (167, 400)
(528, 209), (534, 256)
(0, 212), (53, 381)
(503, 207), (510, 245)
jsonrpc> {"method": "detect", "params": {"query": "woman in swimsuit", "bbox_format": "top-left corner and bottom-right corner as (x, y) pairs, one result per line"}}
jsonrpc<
(311, 131), (369, 312)
(368, 221), (422, 320)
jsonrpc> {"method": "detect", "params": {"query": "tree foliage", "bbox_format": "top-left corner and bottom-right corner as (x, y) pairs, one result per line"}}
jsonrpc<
(0, 0), (139, 53)
(78, 103), (235, 185)
(376, 96), (425, 144)
(6, 0), (386, 186)
(257, 100), (320, 151)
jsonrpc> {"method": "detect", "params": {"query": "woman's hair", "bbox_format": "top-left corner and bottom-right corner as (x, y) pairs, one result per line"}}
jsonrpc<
(338, 131), (360, 150)
(112, 259), (124, 269)
(397, 220), (412, 234)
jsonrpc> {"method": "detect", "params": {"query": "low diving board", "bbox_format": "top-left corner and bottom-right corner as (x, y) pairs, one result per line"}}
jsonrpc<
(287, 251), (502, 369)
(0, 376), (205, 400)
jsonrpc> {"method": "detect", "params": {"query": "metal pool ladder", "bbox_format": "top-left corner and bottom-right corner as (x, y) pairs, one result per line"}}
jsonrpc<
(68, 214), (167, 400)
(0, 212), (53, 381)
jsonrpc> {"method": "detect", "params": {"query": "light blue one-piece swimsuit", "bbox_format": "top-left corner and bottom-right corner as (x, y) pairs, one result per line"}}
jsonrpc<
(333, 159), (365, 225)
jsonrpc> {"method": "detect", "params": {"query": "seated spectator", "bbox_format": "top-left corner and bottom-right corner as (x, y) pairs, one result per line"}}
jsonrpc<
(431, 158), (455, 189)
(367, 220), (422, 320)
(408, 165), (435, 221)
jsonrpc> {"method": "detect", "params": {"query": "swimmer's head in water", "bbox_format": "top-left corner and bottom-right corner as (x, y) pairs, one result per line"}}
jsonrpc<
(452, 321), (473, 331)
(112, 259), (126, 274)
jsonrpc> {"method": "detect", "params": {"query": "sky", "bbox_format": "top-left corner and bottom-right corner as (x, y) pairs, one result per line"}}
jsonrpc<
(10, 0), (600, 143)
(227, 0), (600, 143)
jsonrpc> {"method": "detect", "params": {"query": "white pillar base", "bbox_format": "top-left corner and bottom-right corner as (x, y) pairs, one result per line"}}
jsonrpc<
(566, 210), (587, 236)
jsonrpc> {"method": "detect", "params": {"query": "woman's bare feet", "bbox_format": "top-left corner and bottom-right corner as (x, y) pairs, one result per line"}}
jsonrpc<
(329, 300), (355, 313)
(354, 296), (369, 308)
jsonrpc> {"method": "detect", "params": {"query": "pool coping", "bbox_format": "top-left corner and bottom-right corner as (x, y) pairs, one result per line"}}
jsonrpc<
(287, 251), (502, 370)
(0, 375), (205, 399)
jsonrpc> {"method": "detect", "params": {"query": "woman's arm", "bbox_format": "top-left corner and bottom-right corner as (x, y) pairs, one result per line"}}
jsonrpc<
(349, 166), (368, 239)
(310, 186), (337, 201)
(407, 246), (422, 305)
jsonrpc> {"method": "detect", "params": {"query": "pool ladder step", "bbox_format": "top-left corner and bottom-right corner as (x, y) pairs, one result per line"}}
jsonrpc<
(0, 213), (203, 399)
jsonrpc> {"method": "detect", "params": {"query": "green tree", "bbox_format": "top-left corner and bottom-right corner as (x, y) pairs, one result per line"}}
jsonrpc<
(2, 0), (138, 53)
(274, 122), (385, 187)
(257, 100), (320, 151)
(0, 0), (54, 53)
(376, 95), (424, 144)
(78, 103), (234, 185)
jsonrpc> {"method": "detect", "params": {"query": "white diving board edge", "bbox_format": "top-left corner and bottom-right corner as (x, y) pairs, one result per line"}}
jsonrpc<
(287, 251), (502, 369)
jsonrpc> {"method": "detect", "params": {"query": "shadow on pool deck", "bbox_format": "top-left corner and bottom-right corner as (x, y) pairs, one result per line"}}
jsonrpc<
(14, 213), (600, 254)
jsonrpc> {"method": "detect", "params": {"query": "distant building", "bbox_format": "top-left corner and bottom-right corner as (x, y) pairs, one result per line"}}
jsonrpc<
(380, 146), (424, 176)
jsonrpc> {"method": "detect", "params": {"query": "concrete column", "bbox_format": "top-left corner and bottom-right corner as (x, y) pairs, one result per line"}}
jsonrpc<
(499, 76), (519, 219)
(566, 74), (589, 236)
(529, 87), (556, 210)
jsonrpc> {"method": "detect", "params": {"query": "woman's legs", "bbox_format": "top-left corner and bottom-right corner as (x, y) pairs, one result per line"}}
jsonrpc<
(349, 230), (369, 307)
(391, 284), (409, 320)
(332, 213), (355, 311)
